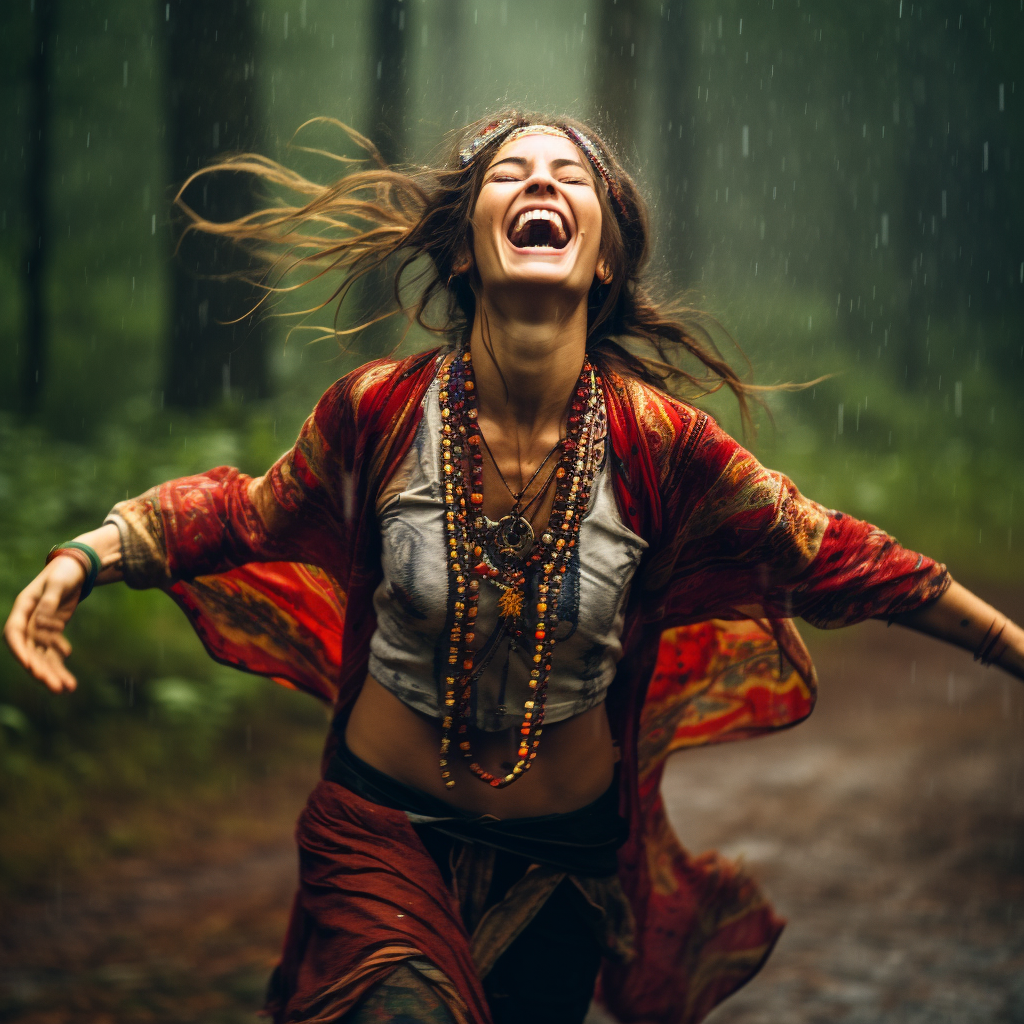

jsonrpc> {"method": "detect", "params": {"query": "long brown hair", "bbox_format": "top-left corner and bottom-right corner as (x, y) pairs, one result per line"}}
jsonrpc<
(174, 110), (764, 429)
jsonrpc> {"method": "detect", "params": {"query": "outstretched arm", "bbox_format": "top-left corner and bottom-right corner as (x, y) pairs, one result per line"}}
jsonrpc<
(4, 375), (355, 694)
(892, 579), (1024, 682)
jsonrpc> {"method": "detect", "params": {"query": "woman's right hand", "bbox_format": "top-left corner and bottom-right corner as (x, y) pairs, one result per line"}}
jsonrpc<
(3, 556), (89, 693)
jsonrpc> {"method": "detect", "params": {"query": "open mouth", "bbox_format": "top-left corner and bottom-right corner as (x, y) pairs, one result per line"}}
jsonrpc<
(507, 209), (571, 250)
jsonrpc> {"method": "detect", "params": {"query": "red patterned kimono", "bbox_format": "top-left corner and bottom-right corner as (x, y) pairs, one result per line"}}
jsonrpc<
(109, 348), (949, 1024)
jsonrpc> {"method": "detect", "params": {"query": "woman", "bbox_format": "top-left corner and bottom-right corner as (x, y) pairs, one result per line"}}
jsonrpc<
(5, 113), (1023, 1024)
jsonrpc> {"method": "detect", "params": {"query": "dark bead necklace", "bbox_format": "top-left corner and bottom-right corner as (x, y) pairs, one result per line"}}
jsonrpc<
(436, 346), (602, 789)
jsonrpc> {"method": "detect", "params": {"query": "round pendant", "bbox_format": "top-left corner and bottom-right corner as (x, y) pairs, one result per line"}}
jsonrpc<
(495, 515), (535, 557)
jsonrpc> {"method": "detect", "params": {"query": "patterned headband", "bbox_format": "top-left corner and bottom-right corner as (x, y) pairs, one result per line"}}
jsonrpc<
(504, 124), (571, 145)
(458, 119), (628, 220)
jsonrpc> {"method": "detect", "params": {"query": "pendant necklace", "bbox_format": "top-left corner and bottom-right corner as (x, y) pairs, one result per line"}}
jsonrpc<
(436, 345), (602, 789)
(478, 429), (562, 561)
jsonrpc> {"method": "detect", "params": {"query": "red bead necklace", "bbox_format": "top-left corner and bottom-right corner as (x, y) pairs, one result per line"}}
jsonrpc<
(436, 347), (602, 789)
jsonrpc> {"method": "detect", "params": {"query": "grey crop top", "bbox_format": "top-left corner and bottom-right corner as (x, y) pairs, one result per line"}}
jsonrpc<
(367, 373), (648, 732)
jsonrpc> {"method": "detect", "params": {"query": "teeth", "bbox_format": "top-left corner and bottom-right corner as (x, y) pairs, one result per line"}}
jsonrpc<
(511, 209), (568, 246)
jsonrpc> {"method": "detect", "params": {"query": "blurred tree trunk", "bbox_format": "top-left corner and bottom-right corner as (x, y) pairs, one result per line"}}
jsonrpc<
(653, 1), (699, 291)
(595, 0), (652, 152)
(162, 0), (267, 409)
(594, 1), (700, 292)
(890, 3), (1022, 386)
(354, 0), (413, 355)
(22, 0), (55, 416)
(367, 0), (410, 164)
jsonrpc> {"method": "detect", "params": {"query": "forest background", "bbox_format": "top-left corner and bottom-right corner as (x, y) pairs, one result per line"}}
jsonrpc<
(0, 0), (1021, 907)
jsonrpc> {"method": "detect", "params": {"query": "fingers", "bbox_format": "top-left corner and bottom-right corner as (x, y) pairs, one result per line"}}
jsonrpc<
(3, 577), (46, 668)
(33, 636), (77, 693)
(30, 610), (71, 646)
(3, 568), (79, 693)
(41, 643), (77, 693)
(9, 636), (75, 693)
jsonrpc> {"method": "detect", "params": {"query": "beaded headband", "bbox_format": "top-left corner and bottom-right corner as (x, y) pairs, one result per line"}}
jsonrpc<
(458, 118), (629, 219)
(504, 123), (571, 145)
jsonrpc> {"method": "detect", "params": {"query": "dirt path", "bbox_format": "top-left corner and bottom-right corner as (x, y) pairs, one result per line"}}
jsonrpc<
(3, 603), (1023, 1023)
(667, 604), (1024, 1024)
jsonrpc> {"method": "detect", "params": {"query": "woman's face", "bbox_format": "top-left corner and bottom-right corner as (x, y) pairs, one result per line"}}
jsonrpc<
(469, 131), (605, 303)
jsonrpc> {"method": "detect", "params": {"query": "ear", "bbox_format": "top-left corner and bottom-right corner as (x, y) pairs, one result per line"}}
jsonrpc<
(595, 258), (613, 284)
(451, 250), (473, 277)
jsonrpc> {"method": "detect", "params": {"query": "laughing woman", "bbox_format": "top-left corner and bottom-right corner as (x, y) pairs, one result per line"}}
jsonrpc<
(6, 113), (1024, 1024)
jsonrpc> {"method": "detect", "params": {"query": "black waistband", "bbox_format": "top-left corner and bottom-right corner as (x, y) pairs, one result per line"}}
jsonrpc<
(324, 740), (627, 877)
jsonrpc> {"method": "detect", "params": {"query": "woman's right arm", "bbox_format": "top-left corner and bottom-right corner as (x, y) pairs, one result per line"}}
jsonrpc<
(4, 373), (358, 693)
(108, 395), (353, 590)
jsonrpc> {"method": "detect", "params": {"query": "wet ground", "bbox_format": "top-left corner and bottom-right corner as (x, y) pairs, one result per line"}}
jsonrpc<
(2, 600), (1023, 1023)
(661, 613), (1024, 1024)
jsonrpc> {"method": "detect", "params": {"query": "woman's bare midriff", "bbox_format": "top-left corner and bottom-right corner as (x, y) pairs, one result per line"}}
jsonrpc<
(344, 675), (617, 818)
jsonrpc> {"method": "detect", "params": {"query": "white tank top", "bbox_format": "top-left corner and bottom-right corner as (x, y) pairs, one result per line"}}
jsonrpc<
(367, 374), (647, 732)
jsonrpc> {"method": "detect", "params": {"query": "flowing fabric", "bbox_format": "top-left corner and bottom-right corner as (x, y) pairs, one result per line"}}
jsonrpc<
(108, 348), (950, 1024)
(267, 779), (489, 1024)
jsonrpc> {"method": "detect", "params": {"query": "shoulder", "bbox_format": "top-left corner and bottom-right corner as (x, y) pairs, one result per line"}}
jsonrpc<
(603, 365), (793, 528)
(601, 366), (711, 485)
(313, 348), (442, 439)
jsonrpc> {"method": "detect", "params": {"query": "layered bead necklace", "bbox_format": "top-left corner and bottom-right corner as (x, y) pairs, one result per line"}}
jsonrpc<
(437, 346), (603, 789)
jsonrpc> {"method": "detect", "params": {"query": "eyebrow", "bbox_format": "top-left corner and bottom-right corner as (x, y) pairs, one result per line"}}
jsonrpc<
(486, 155), (592, 174)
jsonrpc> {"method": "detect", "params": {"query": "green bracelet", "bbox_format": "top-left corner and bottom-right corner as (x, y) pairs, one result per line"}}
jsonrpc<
(46, 541), (102, 600)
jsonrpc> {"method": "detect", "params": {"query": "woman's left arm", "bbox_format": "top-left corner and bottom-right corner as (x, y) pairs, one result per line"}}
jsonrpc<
(891, 580), (1024, 682)
(651, 412), (1019, 679)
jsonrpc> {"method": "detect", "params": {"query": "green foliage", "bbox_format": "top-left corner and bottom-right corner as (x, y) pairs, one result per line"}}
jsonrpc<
(0, 407), (330, 894)
(1, 0), (1022, 895)
(698, 283), (1024, 582)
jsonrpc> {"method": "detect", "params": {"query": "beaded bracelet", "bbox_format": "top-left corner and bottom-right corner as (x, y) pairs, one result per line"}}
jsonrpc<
(46, 541), (102, 600)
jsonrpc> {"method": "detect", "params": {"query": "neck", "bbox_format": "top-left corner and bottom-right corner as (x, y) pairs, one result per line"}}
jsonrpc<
(468, 290), (588, 442)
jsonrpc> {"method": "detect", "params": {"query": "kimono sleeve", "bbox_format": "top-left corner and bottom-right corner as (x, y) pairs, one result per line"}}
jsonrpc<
(653, 414), (950, 629)
(105, 378), (357, 590)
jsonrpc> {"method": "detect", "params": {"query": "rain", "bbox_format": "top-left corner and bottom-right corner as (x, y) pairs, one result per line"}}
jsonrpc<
(0, 2), (1022, 1021)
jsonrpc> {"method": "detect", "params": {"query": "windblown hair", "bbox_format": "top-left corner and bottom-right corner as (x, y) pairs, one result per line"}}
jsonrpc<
(175, 110), (765, 428)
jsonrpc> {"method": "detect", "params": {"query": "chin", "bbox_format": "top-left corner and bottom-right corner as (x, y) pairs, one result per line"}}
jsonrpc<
(499, 251), (592, 292)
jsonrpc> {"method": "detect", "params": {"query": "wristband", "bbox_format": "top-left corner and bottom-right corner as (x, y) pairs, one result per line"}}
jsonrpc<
(46, 541), (102, 600)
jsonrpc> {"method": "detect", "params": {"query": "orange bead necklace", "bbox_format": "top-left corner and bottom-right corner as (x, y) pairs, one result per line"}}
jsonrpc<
(436, 347), (602, 789)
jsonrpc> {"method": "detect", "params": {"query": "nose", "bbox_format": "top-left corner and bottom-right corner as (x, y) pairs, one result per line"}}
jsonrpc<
(524, 170), (558, 196)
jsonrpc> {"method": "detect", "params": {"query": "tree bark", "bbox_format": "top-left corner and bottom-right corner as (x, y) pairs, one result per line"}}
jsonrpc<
(594, 0), (651, 154)
(352, 0), (413, 356)
(653, 1), (699, 291)
(367, 0), (411, 165)
(162, 0), (267, 409)
(890, 2), (1022, 384)
(22, 0), (55, 416)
